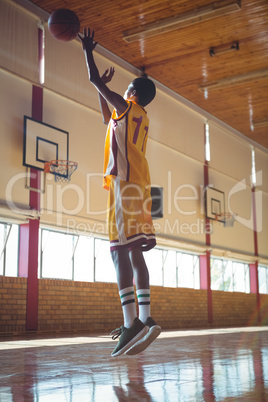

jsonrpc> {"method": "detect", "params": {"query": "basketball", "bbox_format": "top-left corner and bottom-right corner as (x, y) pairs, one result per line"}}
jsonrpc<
(48, 9), (80, 42)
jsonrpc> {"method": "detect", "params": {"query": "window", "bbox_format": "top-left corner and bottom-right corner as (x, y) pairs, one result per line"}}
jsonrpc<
(211, 258), (224, 290)
(205, 121), (210, 162)
(251, 147), (256, 186)
(40, 229), (95, 281)
(144, 247), (163, 286)
(94, 238), (116, 283)
(74, 236), (94, 282)
(211, 258), (250, 293)
(177, 253), (200, 289)
(163, 249), (177, 287)
(233, 262), (249, 293)
(7, 221), (263, 296)
(0, 222), (19, 277)
(259, 265), (268, 294)
(145, 248), (200, 289)
(1, 222), (202, 288)
(40, 230), (75, 280)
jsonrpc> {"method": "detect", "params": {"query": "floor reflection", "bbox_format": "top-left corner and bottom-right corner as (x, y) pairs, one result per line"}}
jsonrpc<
(0, 327), (267, 401)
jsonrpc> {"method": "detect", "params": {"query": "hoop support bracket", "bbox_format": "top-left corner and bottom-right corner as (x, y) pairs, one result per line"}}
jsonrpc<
(25, 168), (46, 194)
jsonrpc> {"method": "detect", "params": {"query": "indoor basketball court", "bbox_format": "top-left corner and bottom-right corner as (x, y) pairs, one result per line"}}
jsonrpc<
(0, 0), (268, 401)
(0, 327), (267, 400)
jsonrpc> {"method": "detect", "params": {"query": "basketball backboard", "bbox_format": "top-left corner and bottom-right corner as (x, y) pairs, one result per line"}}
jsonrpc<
(23, 116), (69, 171)
(205, 187), (225, 223)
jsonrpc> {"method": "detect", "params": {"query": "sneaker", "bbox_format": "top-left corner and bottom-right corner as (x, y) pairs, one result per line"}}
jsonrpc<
(125, 317), (161, 355)
(110, 317), (149, 357)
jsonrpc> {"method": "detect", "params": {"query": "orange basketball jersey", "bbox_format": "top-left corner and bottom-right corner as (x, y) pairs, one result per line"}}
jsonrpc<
(103, 101), (151, 190)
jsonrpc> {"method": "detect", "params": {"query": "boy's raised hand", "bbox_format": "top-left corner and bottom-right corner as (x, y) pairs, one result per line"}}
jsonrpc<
(78, 28), (98, 52)
(101, 68), (115, 84)
(79, 29), (127, 117)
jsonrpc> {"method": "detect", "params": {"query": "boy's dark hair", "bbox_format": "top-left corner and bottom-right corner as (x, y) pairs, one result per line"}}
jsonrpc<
(132, 77), (156, 106)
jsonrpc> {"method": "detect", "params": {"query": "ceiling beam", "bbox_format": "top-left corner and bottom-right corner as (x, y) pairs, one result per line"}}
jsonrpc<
(199, 68), (268, 91)
(253, 119), (268, 129)
(123, 0), (241, 43)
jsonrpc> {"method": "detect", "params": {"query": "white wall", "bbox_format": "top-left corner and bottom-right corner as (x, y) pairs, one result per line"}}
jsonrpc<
(0, 71), (32, 212)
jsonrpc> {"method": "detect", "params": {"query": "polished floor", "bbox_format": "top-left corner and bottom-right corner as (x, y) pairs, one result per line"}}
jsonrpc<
(0, 327), (268, 401)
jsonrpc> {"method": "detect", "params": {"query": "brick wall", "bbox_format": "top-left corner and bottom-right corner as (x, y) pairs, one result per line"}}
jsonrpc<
(0, 276), (267, 335)
(151, 286), (208, 329)
(38, 281), (209, 332)
(0, 276), (27, 334)
(38, 279), (122, 333)
(260, 294), (268, 325)
(212, 291), (259, 327)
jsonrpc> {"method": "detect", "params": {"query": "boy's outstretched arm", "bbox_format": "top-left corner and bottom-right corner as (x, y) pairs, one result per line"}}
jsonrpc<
(79, 28), (127, 117)
(99, 68), (115, 124)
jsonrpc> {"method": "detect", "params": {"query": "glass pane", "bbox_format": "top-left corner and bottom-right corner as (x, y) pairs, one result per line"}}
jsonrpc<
(245, 264), (250, 293)
(94, 238), (116, 283)
(74, 236), (94, 282)
(223, 260), (233, 292)
(144, 248), (163, 286)
(5, 224), (19, 277)
(178, 253), (195, 288)
(41, 230), (73, 280)
(259, 266), (268, 294)
(233, 262), (246, 292)
(163, 250), (176, 287)
(193, 256), (200, 289)
(211, 259), (223, 290)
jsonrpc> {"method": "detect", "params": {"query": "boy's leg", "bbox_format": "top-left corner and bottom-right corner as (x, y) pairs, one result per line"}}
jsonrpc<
(110, 248), (148, 357)
(129, 247), (149, 290)
(129, 247), (151, 322)
(111, 248), (134, 290)
(126, 246), (161, 355)
(111, 248), (136, 328)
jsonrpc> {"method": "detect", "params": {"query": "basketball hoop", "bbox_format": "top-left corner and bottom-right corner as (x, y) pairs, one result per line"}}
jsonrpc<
(215, 212), (236, 227)
(44, 160), (78, 183)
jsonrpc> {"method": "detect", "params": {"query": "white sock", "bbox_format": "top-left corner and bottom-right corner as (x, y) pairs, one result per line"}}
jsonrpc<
(136, 289), (150, 324)
(119, 286), (136, 328)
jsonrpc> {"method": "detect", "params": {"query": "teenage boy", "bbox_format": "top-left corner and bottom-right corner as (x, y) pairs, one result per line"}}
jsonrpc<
(79, 28), (161, 357)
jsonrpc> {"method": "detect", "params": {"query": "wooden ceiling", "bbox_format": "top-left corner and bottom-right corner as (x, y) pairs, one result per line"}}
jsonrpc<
(28, 0), (268, 149)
